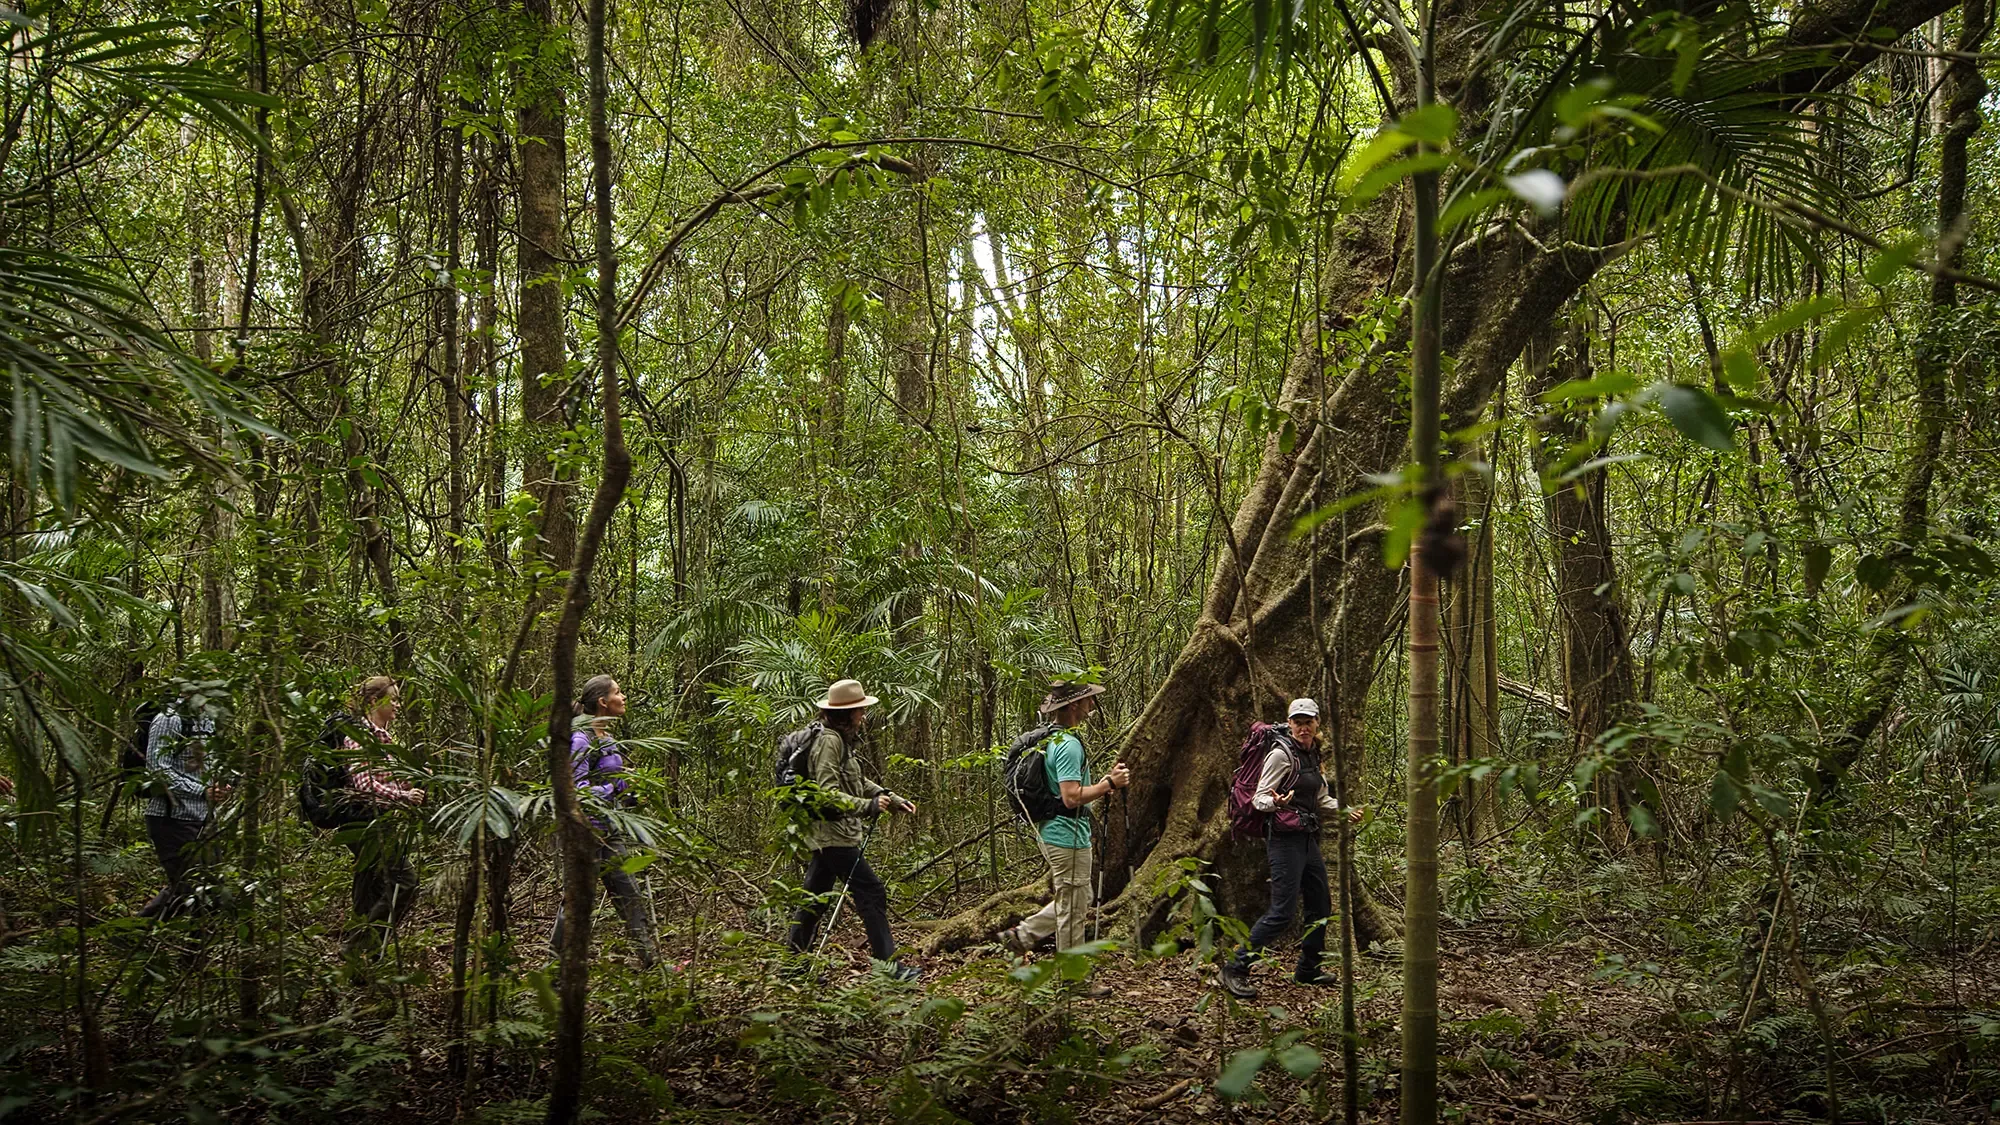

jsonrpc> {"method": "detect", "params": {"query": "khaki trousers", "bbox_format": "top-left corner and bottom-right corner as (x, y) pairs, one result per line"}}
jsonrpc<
(1018, 840), (1094, 951)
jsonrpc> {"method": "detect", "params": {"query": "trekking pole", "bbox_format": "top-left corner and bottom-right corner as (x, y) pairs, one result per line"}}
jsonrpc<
(813, 814), (878, 957)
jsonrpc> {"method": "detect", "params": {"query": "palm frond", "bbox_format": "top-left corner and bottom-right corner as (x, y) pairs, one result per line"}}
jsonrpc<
(0, 246), (271, 511)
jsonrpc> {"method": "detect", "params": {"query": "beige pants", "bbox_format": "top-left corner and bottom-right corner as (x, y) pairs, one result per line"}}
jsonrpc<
(1018, 840), (1093, 951)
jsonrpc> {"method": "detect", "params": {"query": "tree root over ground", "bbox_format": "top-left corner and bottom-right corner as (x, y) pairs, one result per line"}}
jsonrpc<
(915, 879), (1045, 954)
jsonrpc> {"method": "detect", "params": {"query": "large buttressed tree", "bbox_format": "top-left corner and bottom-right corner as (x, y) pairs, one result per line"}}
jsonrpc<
(1026, 0), (1970, 938)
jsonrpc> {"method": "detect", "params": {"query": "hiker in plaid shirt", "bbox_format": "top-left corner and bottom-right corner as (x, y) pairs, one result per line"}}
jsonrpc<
(139, 702), (230, 918)
(341, 676), (425, 953)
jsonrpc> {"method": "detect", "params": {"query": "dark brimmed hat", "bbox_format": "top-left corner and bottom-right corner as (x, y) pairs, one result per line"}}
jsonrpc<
(1038, 680), (1107, 715)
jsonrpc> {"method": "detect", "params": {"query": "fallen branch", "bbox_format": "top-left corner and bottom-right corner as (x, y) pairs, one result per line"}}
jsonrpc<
(1497, 674), (1569, 718)
(1135, 1078), (1194, 1110)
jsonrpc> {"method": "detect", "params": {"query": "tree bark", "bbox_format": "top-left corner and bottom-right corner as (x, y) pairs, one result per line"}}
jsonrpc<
(1813, 0), (1986, 803)
(517, 0), (579, 587)
(1527, 318), (1656, 845)
(1444, 464), (1500, 841)
(546, 0), (630, 1118)
(1401, 28), (1444, 1116)
(928, 0), (1955, 950)
(441, 110), (468, 617)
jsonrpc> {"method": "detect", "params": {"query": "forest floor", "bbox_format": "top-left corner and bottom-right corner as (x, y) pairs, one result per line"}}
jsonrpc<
(541, 906), (2000, 1125)
(17, 859), (2000, 1123)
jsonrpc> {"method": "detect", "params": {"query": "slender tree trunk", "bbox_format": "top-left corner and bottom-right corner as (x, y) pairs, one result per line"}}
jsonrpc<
(442, 115), (468, 620)
(1401, 23), (1443, 1116)
(474, 127), (507, 571)
(234, 0), (273, 1022)
(516, 0), (578, 589)
(546, 1), (630, 1117)
(1528, 319), (1655, 844)
(187, 125), (237, 654)
(1812, 0), (1986, 803)
(1444, 463), (1499, 841)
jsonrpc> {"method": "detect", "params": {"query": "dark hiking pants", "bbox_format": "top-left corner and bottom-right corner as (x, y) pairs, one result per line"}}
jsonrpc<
(786, 846), (895, 961)
(551, 834), (659, 967)
(345, 830), (418, 951)
(140, 815), (210, 919)
(1234, 830), (1332, 976)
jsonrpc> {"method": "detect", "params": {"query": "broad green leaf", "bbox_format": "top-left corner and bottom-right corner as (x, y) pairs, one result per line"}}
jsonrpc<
(1539, 369), (1639, 403)
(1345, 152), (1455, 209)
(1654, 383), (1735, 452)
(1751, 295), (1845, 345)
(1710, 770), (1741, 820)
(1864, 235), (1928, 286)
(1397, 103), (1459, 145)
(1810, 307), (1883, 367)
(1215, 1048), (1271, 1100)
(1720, 346), (1758, 393)
(1804, 544), (1832, 589)
(1626, 803), (1660, 838)
(1437, 187), (1515, 233)
(1338, 128), (1415, 192)
(1276, 1043), (1323, 1077)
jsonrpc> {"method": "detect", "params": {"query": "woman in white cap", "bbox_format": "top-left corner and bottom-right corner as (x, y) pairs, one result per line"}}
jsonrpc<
(1220, 697), (1362, 1000)
(783, 678), (920, 980)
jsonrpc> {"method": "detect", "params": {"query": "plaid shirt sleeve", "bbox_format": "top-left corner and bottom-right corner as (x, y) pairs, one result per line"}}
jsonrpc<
(148, 713), (210, 798)
(342, 733), (423, 806)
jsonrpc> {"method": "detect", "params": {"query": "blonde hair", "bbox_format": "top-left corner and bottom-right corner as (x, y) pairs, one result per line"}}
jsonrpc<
(354, 675), (399, 713)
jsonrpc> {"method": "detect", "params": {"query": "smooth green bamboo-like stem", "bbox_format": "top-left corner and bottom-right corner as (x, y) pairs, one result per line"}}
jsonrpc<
(1400, 7), (1443, 1120)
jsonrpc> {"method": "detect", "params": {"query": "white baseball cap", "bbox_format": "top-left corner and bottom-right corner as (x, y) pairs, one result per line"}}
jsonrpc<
(1287, 698), (1320, 719)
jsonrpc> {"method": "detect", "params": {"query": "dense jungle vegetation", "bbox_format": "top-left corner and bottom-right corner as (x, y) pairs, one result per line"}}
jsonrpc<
(2, 0), (1998, 1119)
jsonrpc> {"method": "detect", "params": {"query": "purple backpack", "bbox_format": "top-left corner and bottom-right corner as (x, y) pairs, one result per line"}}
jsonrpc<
(1227, 722), (1305, 840)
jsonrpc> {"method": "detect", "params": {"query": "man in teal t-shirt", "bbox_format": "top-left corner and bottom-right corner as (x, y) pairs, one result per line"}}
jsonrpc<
(1004, 681), (1130, 964)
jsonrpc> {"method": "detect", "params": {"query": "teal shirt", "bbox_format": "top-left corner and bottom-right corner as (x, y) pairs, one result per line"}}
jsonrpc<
(1037, 729), (1092, 849)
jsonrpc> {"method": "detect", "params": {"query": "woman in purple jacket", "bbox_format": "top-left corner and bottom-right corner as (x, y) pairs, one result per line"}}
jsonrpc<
(551, 675), (659, 968)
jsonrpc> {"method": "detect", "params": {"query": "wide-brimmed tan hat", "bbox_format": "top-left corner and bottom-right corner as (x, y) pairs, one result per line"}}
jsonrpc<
(1038, 680), (1107, 715)
(816, 678), (879, 710)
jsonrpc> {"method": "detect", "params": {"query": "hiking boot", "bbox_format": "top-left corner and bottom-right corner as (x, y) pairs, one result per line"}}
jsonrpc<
(883, 961), (923, 983)
(1293, 969), (1340, 987)
(998, 925), (1031, 953)
(1219, 963), (1258, 1000)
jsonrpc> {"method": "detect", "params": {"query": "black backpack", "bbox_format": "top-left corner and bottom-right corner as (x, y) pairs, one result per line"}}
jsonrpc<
(1002, 724), (1078, 824)
(773, 722), (825, 789)
(101, 699), (169, 831)
(297, 712), (376, 830)
(122, 700), (163, 777)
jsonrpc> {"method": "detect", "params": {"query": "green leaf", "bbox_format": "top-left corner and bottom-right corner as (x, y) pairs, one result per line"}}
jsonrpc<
(1397, 103), (1459, 146)
(1276, 1043), (1323, 1077)
(1710, 770), (1741, 821)
(1215, 1048), (1271, 1100)
(1540, 369), (1640, 403)
(1345, 152), (1454, 209)
(1749, 785), (1790, 819)
(1009, 960), (1058, 989)
(1720, 346), (1758, 393)
(1338, 128), (1415, 192)
(1856, 553), (1896, 591)
(1626, 804), (1660, 838)
(1810, 307), (1883, 367)
(1751, 295), (1845, 345)
(1654, 383), (1735, 451)
(1437, 187), (1515, 233)
(1804, 544), (1832, 589)
(1865, 235), (1928, 286)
